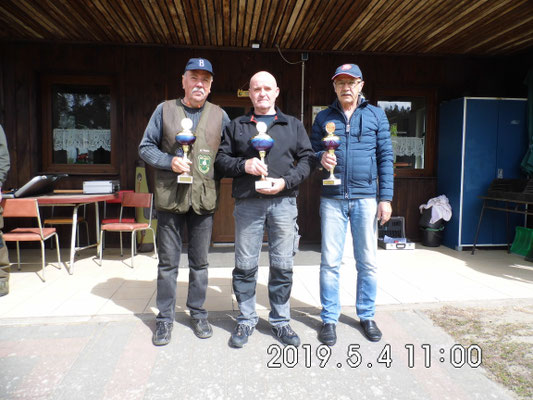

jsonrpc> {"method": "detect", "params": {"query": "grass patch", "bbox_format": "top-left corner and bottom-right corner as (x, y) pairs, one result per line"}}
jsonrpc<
(426, 305), (533, 399)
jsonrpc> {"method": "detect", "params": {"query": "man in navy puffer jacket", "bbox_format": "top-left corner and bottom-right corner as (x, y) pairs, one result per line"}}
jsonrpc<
(310, 64), (393, 345)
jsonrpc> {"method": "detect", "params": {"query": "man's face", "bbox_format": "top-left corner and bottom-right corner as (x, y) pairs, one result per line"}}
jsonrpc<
(249, 72), (279, 115)
(333, 74), (364, 108)
(182, 70), (213, 108)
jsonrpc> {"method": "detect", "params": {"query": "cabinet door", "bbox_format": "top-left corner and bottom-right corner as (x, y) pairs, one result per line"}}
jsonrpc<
(496, 100), (528, 179)
(462, 99), (498, 245)
(491, 100), (528, 244)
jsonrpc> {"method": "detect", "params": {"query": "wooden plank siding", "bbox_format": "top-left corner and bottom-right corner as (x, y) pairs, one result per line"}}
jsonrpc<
(0, 0), (532, 56)
(0, 42), (531, 245)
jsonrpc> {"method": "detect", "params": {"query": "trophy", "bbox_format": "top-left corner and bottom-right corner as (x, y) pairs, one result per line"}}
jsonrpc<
(322, 121), (341, 185)
(175, 118), (196, 184)
(251, 121), (274, 190)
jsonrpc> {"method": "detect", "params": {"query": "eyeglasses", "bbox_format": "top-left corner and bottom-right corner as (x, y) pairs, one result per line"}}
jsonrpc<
(335, 80), (362, 88)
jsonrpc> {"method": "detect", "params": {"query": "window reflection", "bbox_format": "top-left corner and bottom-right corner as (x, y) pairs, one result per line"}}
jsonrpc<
(378, 97), (426, 169)
(52, 84), (111, 164)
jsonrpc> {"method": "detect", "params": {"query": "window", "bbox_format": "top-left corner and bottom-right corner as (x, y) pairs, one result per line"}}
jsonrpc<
(375, 89), (436, 177)
(42, 75), (118, 174)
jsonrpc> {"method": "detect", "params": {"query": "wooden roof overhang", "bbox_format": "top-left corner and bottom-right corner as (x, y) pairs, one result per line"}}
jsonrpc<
(0, 0), (532, 56)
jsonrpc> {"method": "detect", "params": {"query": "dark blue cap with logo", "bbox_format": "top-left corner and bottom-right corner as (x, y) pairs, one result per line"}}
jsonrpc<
(331, 64), (363, 80)
(184, 58), (214, 75)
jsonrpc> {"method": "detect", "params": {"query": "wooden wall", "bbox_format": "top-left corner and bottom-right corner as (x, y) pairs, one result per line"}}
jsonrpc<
(0, 42), (531, 244)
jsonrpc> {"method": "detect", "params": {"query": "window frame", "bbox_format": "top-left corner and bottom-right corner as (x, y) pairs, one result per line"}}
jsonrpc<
(41, 74), (119, 175)
(373, 87), (437, 177)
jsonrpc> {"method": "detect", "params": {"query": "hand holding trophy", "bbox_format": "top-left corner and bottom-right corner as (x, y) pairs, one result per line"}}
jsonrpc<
(175, 118), (196, 184)
(322, 121), (341, 186)
(251, 121), (274, 190)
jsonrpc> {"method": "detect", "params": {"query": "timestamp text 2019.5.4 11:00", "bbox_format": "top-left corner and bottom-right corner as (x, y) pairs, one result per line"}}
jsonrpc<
(266, 343), (482, 369)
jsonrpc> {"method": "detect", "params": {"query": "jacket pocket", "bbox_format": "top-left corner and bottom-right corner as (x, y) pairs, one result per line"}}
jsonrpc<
(200, 179), (218, 212)
(154, 170), (179, 211)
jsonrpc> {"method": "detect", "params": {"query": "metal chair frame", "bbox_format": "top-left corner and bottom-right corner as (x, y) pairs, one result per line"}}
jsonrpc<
(98, 192), (157, 268)
(101, 190), (135, 250)
(44, 204), (89, 248)
(1, 198), (62, 281)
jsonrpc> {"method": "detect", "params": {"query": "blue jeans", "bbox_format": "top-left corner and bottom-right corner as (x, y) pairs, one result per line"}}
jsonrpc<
(319, 197), (378, 323)
(155, 210), (213, 323)
(232, 197), (299, 328)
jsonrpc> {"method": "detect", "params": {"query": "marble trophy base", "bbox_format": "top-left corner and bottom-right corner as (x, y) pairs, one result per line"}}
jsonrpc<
(323, 177), (341, 186)
(255, 179), (273, 190)
(178, 175), (193, 184)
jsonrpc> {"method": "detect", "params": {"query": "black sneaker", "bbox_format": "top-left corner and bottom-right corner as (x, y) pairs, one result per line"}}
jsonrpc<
(191, 318), (213, 339)
(229, 323), (254, 348)
(318, 323), (337, 346)
(272, 324), (301, 347)
(152, 321), (173, 346)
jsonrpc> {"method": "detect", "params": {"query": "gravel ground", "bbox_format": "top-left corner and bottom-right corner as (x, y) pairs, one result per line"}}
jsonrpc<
(424, 299), (533, 399)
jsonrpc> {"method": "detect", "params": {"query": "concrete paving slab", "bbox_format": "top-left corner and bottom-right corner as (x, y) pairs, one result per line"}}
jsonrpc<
(0, 308), (515, 400)
(0, 244), (531, 399)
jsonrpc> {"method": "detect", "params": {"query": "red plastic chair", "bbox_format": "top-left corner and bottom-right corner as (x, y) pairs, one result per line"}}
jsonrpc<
(1, 198), (62, 281)
(98, 192), (157, 268)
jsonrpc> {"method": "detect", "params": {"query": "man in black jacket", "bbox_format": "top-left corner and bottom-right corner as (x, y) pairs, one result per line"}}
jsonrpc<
(215, 71), (313, 348)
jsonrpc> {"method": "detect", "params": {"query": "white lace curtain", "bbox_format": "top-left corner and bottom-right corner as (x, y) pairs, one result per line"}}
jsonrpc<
(53, 129), (111, 152)
(392, 136), (425, 157)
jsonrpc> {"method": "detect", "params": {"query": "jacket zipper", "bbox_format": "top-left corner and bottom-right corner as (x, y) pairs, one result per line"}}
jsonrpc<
(344, 115), (350, 199)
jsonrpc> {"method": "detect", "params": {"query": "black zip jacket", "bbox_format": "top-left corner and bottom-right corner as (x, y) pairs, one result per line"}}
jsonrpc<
(215, 107), (314, 199)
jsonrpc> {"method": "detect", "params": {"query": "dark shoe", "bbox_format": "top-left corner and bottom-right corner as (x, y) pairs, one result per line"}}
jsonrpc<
(229, 323), (254, 348)
(191, 318), (213, 339)
(360, 319), (382, 342)
(318, 323), (337, 346)
(152, 321), (173, 346)
(272, 324), (301, 347)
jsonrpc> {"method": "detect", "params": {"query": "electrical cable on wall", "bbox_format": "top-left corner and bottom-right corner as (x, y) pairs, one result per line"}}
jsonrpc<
(275, 44), (307, 122)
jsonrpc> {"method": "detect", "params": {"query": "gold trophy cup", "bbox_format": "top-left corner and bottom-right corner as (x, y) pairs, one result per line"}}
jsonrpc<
(175, 118), (196, 184)
(322, 121), (341, 185)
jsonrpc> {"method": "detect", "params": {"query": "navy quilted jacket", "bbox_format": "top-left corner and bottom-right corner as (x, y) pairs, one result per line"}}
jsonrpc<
(310, 97), (394, 201)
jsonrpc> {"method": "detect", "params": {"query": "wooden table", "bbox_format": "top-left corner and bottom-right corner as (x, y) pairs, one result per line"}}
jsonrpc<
(36, 193), (118, 273)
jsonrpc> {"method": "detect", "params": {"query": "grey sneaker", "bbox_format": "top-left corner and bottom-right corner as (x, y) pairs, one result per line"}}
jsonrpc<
(152, 321), (173, 346)
(272, 324), (301, 347)
(229, 323), (254, 348)
(191, 318), (213, 339)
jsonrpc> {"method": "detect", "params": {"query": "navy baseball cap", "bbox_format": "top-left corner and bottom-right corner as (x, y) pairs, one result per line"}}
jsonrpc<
(331, 64), (363, 80)
(184, 58), (214, 75)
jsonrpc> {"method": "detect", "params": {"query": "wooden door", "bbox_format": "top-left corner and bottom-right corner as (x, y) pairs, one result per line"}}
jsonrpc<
(211, 94), (251, 243)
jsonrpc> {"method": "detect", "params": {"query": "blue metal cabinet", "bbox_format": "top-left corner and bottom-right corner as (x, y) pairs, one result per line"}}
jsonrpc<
(437, 97), (527, 250)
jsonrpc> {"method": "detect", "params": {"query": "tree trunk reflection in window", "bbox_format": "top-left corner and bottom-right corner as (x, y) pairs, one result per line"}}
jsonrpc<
(52, 84), (111, 165)
(378, 97), (427, 170)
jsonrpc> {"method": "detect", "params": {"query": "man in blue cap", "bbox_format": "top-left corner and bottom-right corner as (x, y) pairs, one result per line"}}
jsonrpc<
(310, 63), (393, 345)
(139, 58), (229, 346)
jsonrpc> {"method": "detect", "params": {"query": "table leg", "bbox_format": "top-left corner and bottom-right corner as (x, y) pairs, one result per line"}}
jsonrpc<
(505, 202), (510, 253)
(94, 201), (100, 257)
(67, 204), (80, 274)
(471, 200), (486, 255)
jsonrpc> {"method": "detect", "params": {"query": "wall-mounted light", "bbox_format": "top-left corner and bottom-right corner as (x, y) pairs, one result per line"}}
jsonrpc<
(251, 42), (260, 49)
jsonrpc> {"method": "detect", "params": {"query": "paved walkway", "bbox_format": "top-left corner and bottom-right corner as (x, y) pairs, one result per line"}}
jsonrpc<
(0, 242), (532, 399)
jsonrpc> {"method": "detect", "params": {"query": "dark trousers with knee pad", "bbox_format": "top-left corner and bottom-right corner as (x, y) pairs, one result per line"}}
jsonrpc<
(232, 197), (299, 327)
